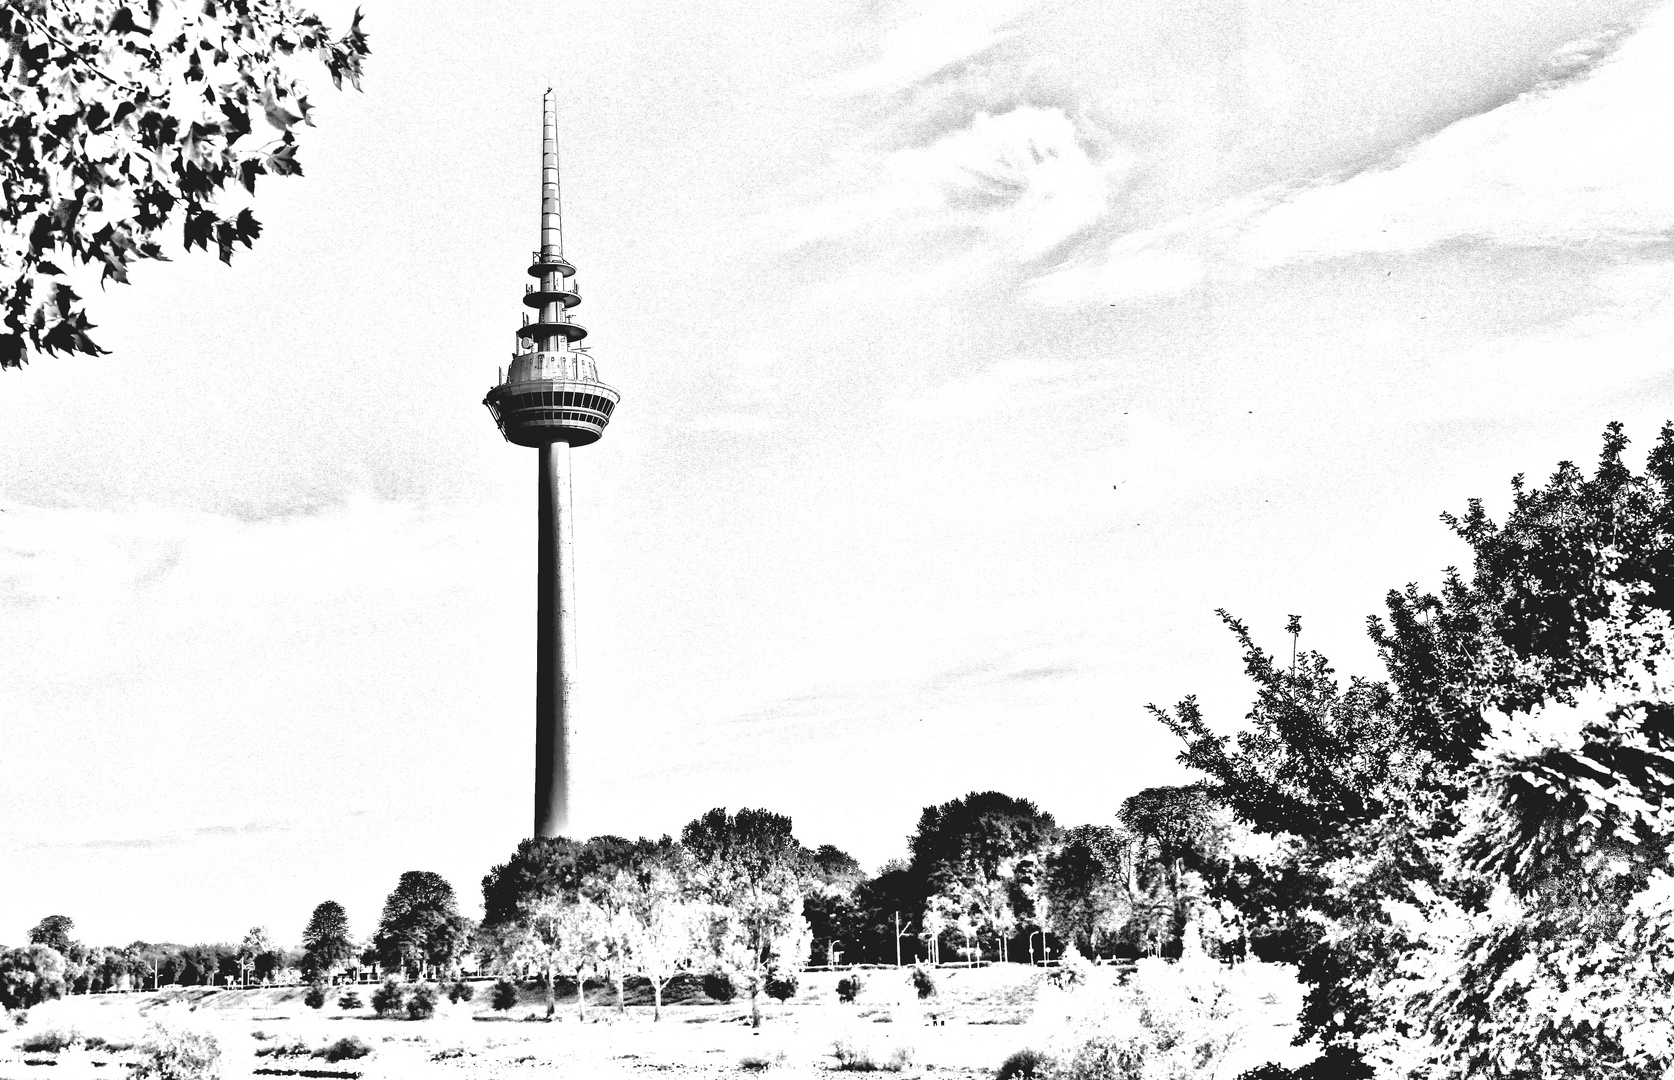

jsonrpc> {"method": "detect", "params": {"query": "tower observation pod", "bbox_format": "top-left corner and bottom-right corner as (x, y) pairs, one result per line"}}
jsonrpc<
(483, 90), (620, 839)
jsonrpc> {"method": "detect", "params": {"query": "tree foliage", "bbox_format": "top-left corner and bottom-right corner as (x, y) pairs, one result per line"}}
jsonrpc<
(682, 807), (811, 1028)
(0, 0), (369, 368)
(373, 871), (469, 978)
(0, 944), (67, 1010)
(300, 900), (354, 979)
(27, 915), (77, 956)
(1154, 422), (1674, 1077)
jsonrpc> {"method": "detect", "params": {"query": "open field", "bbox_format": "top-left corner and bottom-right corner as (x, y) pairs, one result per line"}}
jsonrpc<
(1, 965), (1315, 1079)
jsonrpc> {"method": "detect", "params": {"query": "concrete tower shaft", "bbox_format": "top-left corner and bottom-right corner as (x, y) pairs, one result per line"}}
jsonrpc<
(482, 90), (621, 839)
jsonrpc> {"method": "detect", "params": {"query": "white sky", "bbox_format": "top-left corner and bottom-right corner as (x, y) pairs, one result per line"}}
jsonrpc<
(5, 0), (1674, 947)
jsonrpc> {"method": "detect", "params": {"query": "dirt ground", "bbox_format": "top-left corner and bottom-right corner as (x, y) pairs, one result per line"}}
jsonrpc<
(0, 964), (1317, 1079)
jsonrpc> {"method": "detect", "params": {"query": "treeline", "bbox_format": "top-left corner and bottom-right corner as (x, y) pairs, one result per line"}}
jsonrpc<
(3, 790), (1242, 1024)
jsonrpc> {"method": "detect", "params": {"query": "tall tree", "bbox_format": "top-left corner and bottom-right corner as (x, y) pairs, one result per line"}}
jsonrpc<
(27, 915), (76, 955)
(480, 837), (587, 1017)
(1152, 422), (1674, 1075)
(236, 926), (274, 986)
(682, 808), (811, 1029)
(615, 839), (704, 1021)
(1042, 824), (1129, 957)
(300, 900), (355, 980)
(373, 871), (466, 979)
(908, 791), (1056, 961)
(0, 0), (370, 367)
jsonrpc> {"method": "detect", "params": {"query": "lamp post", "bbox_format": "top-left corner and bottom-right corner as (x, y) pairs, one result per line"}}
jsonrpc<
(1028, 931), (1042, 966)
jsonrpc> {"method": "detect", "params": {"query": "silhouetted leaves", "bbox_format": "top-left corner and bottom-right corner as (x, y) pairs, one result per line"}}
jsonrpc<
(0, 0), (371, 368)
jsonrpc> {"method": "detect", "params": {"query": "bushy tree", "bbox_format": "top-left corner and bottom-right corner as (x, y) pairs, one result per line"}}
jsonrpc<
(909, 791), (1056, 963)
(0, 0), (369, 367)
(300, 900), (355, 981)
(1042, 825), (1129, 958)
(682, 807), (812, 1028)
(27, 915), (76, 956)
(374, 871), (470, 979)
(0, 944), (67, 1010)
(1155, 423), (1674, 1075)
(490, 978), (517, 1012)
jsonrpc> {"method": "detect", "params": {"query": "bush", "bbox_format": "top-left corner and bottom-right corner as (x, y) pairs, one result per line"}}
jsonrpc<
(740, 1049), (787, 1071)
(998, 1048), (1054, 1080)
(407, 984), (437, 1020)
(302, 983), (327, 1009)
(19, 1028), (77, 1053)
(337, 990), (362, 1010)
(371, 978), (405, 1017)
(253, 1038), (307, 1059)
(765, 971), (798, 1003)
(134, 1016), (220, 1080)
(1236, 1067), (1296, 1080)
(315, 1036), (373, 1063)
(910, 964), (936, 1000)
(490, 979), (518, 1011)
(702, 970), (737, 1003)
(837, 975), (865, 1003)
(832, 1036), (913, 1072)
(1045, 950), (1092, 990)
(446, 980), (474, 1004)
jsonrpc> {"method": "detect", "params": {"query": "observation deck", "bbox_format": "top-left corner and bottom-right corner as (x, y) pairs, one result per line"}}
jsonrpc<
(485, 348), (618, 447)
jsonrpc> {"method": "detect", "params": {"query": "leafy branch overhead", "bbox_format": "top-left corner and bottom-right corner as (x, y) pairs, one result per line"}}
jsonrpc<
(0, 0), (370, 369)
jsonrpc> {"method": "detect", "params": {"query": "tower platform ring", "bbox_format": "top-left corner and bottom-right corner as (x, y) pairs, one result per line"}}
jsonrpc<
(484, 378), (620, 449)
(523, 289), (581, 309)
(517, 322), (588, 343)
(528, 255), (576, 278)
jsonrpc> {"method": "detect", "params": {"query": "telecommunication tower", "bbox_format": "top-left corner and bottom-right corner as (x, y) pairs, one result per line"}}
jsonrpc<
(483, 90), (620, 838)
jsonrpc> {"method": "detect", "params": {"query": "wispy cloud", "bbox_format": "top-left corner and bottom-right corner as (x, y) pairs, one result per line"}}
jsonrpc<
(1034, 9), (1673, 304)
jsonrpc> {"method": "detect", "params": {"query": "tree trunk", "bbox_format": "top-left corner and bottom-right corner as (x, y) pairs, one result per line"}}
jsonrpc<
(575, 966), (587, 1021)
(545, 962), (556, 1018)
(653, 979), (663, 1022)
(614, 968), (625, 1013)
(750, 985), (762, 1029)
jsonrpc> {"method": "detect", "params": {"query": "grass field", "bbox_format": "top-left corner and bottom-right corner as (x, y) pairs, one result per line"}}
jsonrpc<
(0, 964), (1316, 1079)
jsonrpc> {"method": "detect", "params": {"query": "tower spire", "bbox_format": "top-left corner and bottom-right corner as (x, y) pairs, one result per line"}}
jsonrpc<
(541, 88), (562, 258)
(483, 95), (621, 839)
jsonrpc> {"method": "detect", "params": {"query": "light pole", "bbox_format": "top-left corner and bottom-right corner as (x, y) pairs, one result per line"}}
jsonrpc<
(894, 911), (913, 968)
(1028, 931), (1041, 966)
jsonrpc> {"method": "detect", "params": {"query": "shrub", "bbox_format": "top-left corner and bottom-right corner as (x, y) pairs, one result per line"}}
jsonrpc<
(370, 979), (405, 1017)
(407, 984), (437, 1020)
(446, 980), (474, 1004)
(702, 970), (737, 1003)
(20, 1028), (77, 1053)
(337, 990), (363, 1010)
(134, 1016), (221, 1080)
(1236, 1067), (1296, 1080)
(253, 1038), (307, 1059)
(315, 1036), (373, 1063)
(832, 1036), (913, 1072)
(1046, 950), (1092, 990)
(765, 971), (798, 1003)
(303, 983), (327, 1009)
(837, 975), (865, 1003)
(490, 979), (518, 1011)
(998, 1048), (1054, 1080)
(910, 964), (936, 1000)
(740, 1050), (787, 1071)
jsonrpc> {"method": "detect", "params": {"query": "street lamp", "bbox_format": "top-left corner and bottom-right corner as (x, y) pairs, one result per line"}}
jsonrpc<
(1029, 931), (1042, 966)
